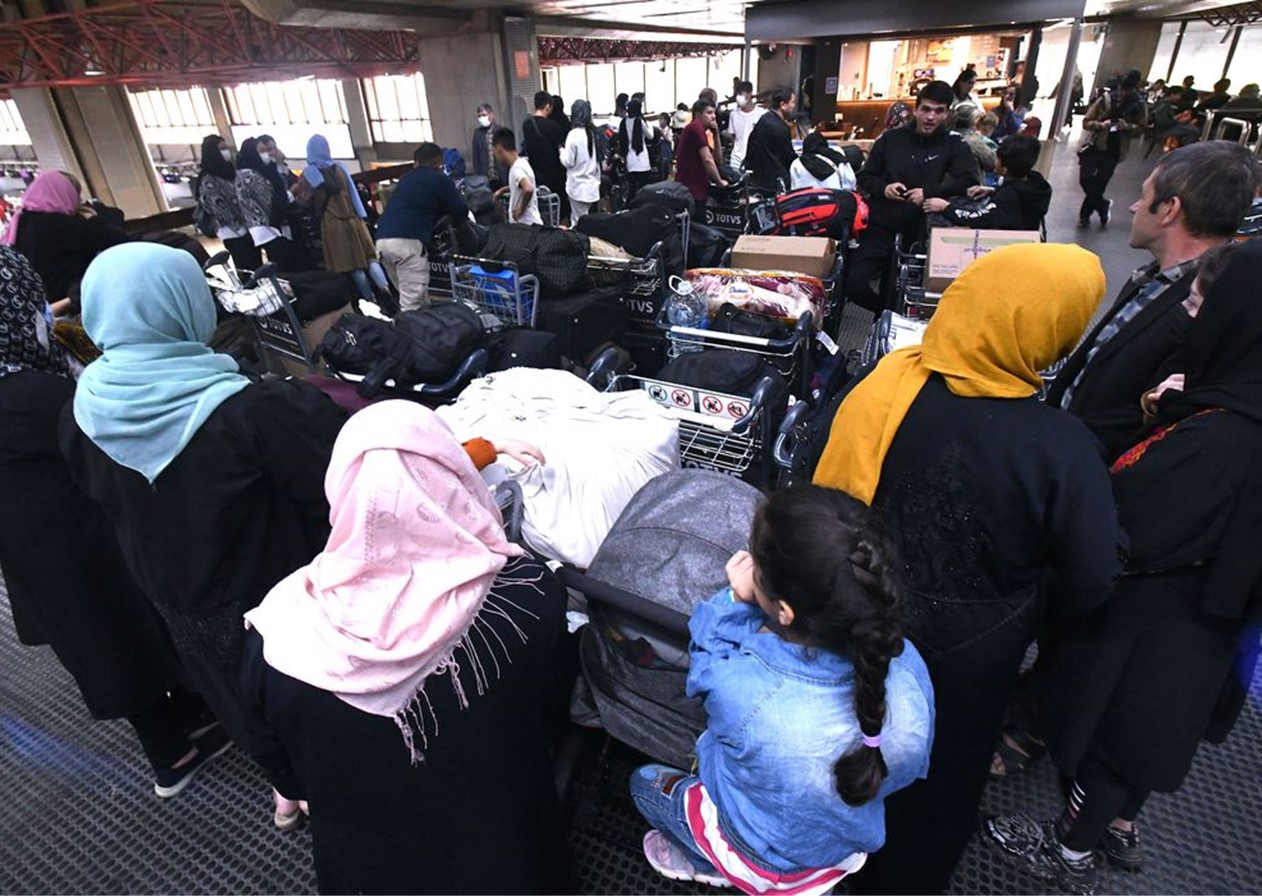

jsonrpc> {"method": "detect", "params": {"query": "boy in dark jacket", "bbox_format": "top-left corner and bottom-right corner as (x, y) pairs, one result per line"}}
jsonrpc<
(845, 80), (979, 311)
(923, 135), (1050, 231)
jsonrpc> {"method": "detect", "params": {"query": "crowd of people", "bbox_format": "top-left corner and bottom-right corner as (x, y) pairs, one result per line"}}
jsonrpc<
(1, 59), (1261, 896)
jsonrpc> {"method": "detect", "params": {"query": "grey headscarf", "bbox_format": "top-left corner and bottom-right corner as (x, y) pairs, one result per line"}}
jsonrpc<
(571, 99), (596, 157)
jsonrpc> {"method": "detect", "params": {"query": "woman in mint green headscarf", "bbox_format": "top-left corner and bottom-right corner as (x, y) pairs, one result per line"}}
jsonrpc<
(62, 242), (347, 823)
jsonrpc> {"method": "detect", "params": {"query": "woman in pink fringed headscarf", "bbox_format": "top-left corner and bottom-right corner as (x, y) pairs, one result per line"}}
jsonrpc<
(242, 400), (571, 895)
(4, 170), (128, 308)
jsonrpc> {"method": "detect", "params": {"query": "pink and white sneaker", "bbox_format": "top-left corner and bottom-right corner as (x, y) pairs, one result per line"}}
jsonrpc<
(642, 830), (732, 888)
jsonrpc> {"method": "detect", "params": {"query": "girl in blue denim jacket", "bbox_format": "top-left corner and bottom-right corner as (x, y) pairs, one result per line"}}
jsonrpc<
(631, 485), (935, 894)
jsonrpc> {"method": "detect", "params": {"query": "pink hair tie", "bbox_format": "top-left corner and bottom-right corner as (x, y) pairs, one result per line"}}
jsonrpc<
(862, 732), (883, 749)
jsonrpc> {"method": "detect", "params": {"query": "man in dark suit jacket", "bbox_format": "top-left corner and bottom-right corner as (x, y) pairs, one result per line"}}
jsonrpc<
(1047, 141), (1258, 458)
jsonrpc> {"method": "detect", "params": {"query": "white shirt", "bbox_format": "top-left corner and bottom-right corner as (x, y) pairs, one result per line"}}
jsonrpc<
(790, 157), (857, 192)
(508, 156), (543, 226)
(561, 127), (601, 203)
(622, 119), (658, 173)
(729, 105), (767, 169)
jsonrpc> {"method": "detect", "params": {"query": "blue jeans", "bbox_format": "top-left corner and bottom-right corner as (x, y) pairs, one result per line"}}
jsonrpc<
(630, 764), (718, 874)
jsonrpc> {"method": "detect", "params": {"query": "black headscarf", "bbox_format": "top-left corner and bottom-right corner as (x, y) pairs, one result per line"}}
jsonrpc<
(550, 95), (570, 131)
(0, 246), (69, 380)
(800, 131), (848, 182)
(1159, 240), (1262, 426)
(1150, 239), (1262, 619)
(621, 98), (645, 155)
(236, 137), (288, 211)
(198, 133), (234, 181)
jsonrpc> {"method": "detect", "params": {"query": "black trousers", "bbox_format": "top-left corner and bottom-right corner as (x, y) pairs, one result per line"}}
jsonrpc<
(1078, 147), (1120, 220)
(844, 224), (899, 314)
(222, 234), (263, 273)
(262, 236), (311, 273)
(1059, 753), (1150, 851)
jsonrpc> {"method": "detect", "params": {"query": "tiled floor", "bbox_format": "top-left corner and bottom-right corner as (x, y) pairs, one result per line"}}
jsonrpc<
(3, 132), (1259, 896)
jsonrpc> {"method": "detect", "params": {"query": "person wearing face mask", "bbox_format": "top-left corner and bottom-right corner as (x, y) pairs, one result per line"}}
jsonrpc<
(726, 80), (766, 170)
(196, 134), (262, 271)
(471, 103), (508, 188)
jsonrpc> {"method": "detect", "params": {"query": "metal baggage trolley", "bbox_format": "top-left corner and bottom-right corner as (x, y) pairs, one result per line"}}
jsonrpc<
(658, 310), (816, 401)
(604, 373), (782, 485)
(496, 185), (561, 227)
(448, 255), (540, 327)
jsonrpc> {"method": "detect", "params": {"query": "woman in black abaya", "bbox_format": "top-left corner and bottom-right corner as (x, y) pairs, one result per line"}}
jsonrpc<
(984, 239), (1262, 893)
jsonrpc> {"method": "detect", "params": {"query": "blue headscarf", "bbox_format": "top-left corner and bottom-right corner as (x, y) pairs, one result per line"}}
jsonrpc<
(303, 134), (367, 219)
(73, 243), (249, 483)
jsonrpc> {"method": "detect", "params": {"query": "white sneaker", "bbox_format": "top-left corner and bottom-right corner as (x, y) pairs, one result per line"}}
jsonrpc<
(642, 830), (732, 888)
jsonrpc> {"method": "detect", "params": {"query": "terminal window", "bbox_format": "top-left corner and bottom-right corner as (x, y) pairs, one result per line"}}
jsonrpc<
(362, 74), (433, 143)
(224, 79), (348, 128)
(128, 88), (216, 145)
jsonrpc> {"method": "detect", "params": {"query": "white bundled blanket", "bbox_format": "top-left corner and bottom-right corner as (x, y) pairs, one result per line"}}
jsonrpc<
(436, 368), (680, 566)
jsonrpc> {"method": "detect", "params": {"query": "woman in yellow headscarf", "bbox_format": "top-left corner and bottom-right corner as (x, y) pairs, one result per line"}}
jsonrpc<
(826, 243), (1127, 895)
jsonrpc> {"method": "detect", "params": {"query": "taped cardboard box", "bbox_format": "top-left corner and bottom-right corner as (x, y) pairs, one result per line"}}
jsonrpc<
(924, 228), (1042, 293)
(731, 234), (836, 278)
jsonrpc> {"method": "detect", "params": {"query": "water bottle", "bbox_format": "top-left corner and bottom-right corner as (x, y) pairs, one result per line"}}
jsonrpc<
(664, 276), (708, 353)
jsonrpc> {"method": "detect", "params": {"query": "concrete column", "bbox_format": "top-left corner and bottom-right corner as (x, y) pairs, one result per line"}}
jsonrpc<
(809, 38), (842, 126)
(8, 88), (84, 183)
(60, 85), (168, 216)
(205, 89), (235, 146)
(1051, 18), (1083, 138)
(1091, 19), (1162, 93)
(341, 78), (378, 169)
(415, 10), (513, 157)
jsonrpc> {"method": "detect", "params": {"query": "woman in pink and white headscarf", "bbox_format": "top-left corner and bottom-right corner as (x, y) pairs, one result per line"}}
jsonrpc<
(242, 400), (570, 895)
(4, 170), (129, 308)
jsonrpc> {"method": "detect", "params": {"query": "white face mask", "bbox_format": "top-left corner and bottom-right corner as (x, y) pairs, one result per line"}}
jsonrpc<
(736, 94), (749, 106)
(259, 152), (272, 164)
(478, 115), (492, 128)
(220, 148), (232, 162)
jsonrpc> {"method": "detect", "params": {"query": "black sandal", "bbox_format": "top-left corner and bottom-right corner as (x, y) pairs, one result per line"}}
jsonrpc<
(990, 723), (1047, 778)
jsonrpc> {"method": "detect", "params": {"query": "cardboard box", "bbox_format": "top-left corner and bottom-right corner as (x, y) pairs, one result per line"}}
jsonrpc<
(924, 228), (1042, 293)
(731, 234), (837, 279)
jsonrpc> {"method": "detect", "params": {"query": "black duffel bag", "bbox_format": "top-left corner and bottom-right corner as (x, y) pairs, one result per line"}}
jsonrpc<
(283, 270), (355, 322)
(629, 180), (695, 217)
(533, 227), (591, 298)
(685, 223), (731, 269)
(710, 302), (791, 341)
(575, 205), (675, 259)
(394, 301), (486, 383)
(659, 349), (785, 398)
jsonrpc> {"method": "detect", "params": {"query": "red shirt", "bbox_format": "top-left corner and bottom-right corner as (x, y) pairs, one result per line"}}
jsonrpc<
(675, 118), (712, 202)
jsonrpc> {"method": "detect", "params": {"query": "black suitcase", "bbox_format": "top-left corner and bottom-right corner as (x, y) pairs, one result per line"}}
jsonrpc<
(283, 270), (355, 321)
(486, 327), (564, 371)
(535, 286), (629, 364)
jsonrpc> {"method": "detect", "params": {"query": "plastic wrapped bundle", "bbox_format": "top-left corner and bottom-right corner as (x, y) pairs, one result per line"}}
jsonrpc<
(684, 267), (826, 328)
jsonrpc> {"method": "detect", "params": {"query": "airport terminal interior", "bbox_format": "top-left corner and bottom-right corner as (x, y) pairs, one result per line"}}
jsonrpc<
(0, 0), (1261, 894)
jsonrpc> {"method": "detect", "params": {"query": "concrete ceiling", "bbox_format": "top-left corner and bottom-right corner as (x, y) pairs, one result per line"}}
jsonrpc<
(238, 0), (1260, 38)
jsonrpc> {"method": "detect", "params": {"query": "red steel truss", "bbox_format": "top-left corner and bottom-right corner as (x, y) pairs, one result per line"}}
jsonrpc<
(0, 0), (421, 90)
(537, 36), (741, 66)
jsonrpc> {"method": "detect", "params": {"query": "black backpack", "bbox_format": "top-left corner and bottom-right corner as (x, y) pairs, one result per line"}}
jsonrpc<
(394, 302), (486, 383)
(316, 314), (410, 398)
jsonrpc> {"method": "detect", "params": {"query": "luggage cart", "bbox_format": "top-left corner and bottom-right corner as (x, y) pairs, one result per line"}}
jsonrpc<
(587, 236), (677, 376)
(887, 233), (939, 319)
(658, 310), (816, 401)
(496, 186), (561, 227)
(605, 373), (781, 485)
(449, 255), (540, 328)
(703, 175), (753, 243)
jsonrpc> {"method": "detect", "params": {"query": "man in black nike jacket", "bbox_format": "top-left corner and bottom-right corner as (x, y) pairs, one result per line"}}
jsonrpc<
(847, 80), (979, 312)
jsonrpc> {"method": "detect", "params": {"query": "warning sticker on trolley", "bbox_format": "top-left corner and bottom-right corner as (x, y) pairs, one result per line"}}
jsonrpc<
(639, 380), (750, 425)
